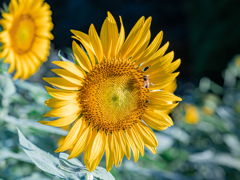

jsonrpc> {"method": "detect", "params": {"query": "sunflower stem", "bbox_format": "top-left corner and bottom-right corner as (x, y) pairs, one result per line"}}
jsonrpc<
(86, 173), (93, 180)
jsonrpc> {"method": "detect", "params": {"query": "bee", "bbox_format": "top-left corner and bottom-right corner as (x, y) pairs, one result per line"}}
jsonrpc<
(143, 75), (154, 89)
(143, 67), (154, 89)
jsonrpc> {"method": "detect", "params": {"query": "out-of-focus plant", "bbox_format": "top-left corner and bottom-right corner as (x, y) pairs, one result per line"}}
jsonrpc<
(167, 54), (240, 180)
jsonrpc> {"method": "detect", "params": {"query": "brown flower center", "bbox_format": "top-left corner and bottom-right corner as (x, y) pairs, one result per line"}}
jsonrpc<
(80, 58), (148, 132)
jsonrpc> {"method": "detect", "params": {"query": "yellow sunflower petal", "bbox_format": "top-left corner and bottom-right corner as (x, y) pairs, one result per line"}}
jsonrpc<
(1, 13), (13, 22)
(106, 132), (114, 172)
(115, 16), (125, 56)
(20, 58), (30, 80)
(84, 129), (106, 172)
(145, 144), (157, 154)
(55, 117), (83, 152)
(71, 35), (96, 68)
(6, 52), (16, 73)
(142, 115), (168, 131)
(45, 98), (78, 109)
(24, 55), (39, 78)
(131, 30), (151, 62)
(0, 31), (10, 45)
(107, 12), (118, 57)
(135, 122), (158, 147)
(43, 103), (81, 117)
(51, 69), (83, 85)
(84, 45), (96, 67)
(142, 109), (173, 130)
(0, 19), (11, 29)
(100, 18), (111, 59)
(144, 51), (174, 75)
(141, 41), (169, 69)
(147, 109), (174, 125)
(119, 16), (145, 58)
(43, 77), (81, 90)
(52, 61), (86, 79)
(147, 102), (179, 111)
(148, 72), (180, 90)
(148, 90), (182, 102)
(9, 0), (18, 13)
(88, 130), (106, 164)
(135, 31), (163, 65)
(71, 30), (93, 52)
(112, 131), (121, 167)
(161, 59), (181, 74)
(89, 24), (104, 63)
(38, 113), (80, 127)
(45, 86), (79, 100)
(126, 129), (140, 162)
(129, 126), (145, 156)
(68, 122), (92, 159)
(120, 130), (131, 160)
(13, 56), (22, 80)
(124, 17), (152, 59)
(115, 131), (126, 166)
(72, 41), (92, 72)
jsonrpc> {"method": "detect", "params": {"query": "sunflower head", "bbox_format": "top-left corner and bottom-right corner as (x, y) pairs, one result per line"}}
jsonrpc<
(40, 12), (182, 172)
(0, 0), (53, 80)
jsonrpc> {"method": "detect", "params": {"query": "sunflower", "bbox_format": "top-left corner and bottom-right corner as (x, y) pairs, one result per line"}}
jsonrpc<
(0, 0), (53, 80)
(40, 12), (181, 172)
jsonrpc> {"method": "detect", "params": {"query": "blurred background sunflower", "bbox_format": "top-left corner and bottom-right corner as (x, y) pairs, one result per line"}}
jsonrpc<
(1, 0), (240, 180)
(0, 0), (53, 80)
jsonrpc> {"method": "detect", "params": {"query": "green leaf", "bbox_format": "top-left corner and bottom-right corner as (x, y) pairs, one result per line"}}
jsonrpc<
(17, 128), (68, 180)
(58, 50), (72, 63)
(5, 115), (68, 135)
(18, 173), (52, 180)
(59, 152), (84, 172)
(0, 73), (16, 97)
(84, 166), (115, 180)
(59, 153), (115, 180)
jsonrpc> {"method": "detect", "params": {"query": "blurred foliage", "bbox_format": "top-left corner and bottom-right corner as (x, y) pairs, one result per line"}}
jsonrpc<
(0, 56), (68, 179)
(17, 129), (114, 180)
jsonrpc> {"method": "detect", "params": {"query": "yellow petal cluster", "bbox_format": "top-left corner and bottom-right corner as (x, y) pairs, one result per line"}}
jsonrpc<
(40, 12), (181, 172)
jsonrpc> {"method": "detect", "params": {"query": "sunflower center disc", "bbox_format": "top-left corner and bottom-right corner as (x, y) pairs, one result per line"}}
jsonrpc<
(81, 58), (148, 132)
(10, 14), (35, 54)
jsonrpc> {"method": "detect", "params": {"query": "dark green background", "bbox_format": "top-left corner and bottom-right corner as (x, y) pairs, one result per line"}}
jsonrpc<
(1, 0), (240, 84)
(47, 0), (240, 85)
